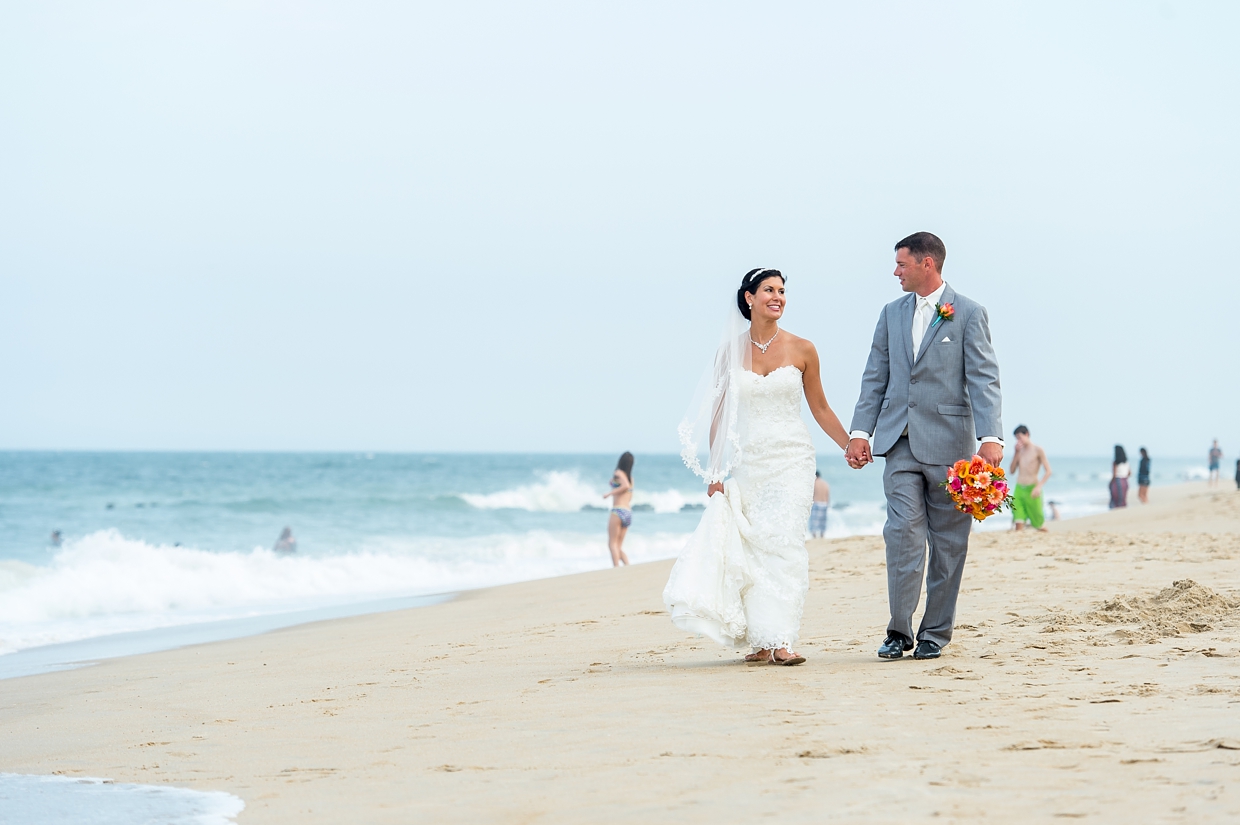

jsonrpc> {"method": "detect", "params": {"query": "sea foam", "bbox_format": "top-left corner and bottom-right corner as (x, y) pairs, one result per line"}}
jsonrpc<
(0, 528), (688, 655)
(460, 470), (705, 513)
(0, 774), (243, 825)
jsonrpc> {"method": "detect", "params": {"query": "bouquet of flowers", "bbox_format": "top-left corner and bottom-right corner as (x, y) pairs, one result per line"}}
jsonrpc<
(944, 455), (1012, 521)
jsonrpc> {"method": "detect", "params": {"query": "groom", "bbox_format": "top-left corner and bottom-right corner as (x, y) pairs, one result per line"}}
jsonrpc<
(845, 232), (1003, 661)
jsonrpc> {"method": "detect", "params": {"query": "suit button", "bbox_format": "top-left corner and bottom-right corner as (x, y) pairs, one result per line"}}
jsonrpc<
(909, 401), (916, 407)
(911, 379), (919, 384)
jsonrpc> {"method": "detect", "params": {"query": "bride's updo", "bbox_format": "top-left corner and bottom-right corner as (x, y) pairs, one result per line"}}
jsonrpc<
(737, 268), (785, 320)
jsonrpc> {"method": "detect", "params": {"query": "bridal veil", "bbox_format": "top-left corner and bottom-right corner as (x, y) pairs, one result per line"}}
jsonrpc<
(677, 278), (759, 484)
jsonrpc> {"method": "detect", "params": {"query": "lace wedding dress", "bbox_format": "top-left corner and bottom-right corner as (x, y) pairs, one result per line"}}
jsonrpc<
(664, 364), (816, 652)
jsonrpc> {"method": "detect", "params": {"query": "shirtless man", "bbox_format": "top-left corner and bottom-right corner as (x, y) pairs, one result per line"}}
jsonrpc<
(1009, 425), (1052, 532)
(809, 471), (830, 539)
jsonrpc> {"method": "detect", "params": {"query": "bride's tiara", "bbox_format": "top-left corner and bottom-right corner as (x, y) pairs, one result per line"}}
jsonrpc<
(743, 267), (783, 284)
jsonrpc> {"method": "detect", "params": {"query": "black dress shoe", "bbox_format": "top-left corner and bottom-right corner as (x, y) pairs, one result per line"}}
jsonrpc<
(878, 633), (912, 660)
(913, 640), (942, 660)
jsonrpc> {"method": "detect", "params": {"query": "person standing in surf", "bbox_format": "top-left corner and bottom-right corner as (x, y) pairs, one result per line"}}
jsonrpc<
(602, 452), (635, 567)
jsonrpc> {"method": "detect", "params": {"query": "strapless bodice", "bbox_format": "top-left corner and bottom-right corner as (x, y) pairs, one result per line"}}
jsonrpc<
(737, 365), (811, 436)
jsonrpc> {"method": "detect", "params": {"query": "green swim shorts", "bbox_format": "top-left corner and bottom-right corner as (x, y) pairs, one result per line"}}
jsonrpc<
(1011, 483), (1045, 528)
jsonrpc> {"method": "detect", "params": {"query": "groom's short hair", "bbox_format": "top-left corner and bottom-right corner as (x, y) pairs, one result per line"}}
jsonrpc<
(895, 232), (946, 273)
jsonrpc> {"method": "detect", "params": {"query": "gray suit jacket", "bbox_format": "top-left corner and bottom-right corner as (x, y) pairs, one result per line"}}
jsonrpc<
(849, 285), (1002, 466)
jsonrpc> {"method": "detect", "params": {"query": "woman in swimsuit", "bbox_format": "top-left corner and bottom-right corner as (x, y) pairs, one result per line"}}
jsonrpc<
(602, 452), (635, 567)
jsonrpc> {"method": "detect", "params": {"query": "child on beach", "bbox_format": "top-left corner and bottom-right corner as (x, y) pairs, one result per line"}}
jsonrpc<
(602, 452), (634, 567)
(1008, 425), (1052, 531)
(1209, 440), (1223, 487)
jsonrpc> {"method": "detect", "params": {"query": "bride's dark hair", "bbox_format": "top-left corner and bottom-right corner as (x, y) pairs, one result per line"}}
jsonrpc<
(737, 268), (785, 320)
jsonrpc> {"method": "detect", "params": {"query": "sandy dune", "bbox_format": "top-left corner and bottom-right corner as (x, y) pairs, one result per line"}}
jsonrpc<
(3, 482), (1240, 822)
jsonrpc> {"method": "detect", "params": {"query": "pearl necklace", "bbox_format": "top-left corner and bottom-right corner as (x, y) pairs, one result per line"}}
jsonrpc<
(749, 327), (779, 354)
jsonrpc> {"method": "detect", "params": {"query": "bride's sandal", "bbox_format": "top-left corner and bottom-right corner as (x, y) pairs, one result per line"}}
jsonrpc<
(744, 649), (772, 664)
(770, 650), (806, 666)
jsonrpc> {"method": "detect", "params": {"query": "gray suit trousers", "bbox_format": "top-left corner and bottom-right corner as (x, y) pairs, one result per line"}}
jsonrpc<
(883, 437), (973, 647)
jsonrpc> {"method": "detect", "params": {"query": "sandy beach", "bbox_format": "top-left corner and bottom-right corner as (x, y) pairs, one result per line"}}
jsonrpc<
(3, 481), (1240, 822)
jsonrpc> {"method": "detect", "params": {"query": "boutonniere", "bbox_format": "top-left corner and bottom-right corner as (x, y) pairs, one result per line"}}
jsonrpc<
(930, 302), (955, 328)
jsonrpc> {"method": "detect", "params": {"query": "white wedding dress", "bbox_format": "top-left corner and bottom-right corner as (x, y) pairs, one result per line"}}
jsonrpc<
(664, 364), (816, 652)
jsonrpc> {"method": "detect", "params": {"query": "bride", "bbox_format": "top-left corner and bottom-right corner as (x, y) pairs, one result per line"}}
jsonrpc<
(664, 268), (850, 665)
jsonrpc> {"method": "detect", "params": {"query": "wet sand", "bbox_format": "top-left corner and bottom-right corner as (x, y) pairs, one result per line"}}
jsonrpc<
(2, 482), (1239, 822)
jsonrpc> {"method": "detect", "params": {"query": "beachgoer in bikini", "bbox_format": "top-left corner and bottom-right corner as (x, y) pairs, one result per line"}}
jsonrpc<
(602, 452), (634, 567)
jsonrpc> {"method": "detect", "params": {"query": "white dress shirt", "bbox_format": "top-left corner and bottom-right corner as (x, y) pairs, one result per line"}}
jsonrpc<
(850, 282), (1003, 447)
(910, 282), (947, 356)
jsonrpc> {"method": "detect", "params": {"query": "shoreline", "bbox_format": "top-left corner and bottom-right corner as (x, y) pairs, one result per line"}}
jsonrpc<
(0, 593), (450, 682)
(1, 480), (1238, 821)
(0, 480), (1219, 682)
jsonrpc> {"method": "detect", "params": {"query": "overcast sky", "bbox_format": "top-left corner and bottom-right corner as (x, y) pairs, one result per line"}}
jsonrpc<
(2, 1), (1236, 459)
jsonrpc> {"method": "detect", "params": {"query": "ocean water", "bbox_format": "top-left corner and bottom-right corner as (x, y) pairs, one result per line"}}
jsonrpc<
(0, 451), (1206, 671)
(0, 773), (243, 824)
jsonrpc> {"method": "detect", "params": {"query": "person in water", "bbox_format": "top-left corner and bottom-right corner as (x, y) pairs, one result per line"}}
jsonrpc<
(273, 527), (297, 554)
(602, 452), (634, 567)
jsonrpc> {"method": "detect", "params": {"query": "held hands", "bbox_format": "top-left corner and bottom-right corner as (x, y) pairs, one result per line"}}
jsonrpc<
(845, 438), (873, 469)
(978, 441), (1004, 467)
(707, 482), (724, 497)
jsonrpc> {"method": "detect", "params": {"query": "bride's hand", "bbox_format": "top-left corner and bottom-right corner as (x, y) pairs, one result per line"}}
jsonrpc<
(845, 438), (872, 469)
(707, 482), (724, 497)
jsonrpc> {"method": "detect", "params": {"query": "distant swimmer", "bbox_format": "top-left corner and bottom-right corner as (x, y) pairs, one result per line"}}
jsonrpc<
(273, 527), (297, 554)
(50, 530), (62, 547)
(601, 452), (634, 567)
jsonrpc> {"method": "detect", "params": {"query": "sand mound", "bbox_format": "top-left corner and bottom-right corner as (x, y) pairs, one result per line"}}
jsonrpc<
(1046, 580), (1240, 642)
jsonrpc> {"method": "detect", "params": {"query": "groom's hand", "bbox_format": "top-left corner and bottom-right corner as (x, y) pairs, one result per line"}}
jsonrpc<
(845, 438), (872, 469)
(978, 441), (1004, 466)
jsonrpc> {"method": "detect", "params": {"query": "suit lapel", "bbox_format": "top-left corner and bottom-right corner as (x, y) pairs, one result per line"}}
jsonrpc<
(914, 285), (955, 366)
(899, 294), (916, 367)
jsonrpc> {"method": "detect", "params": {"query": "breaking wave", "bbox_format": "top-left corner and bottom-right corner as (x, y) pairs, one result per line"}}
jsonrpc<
(0, 528), (689, 655)
(459, 470), (706, 514)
